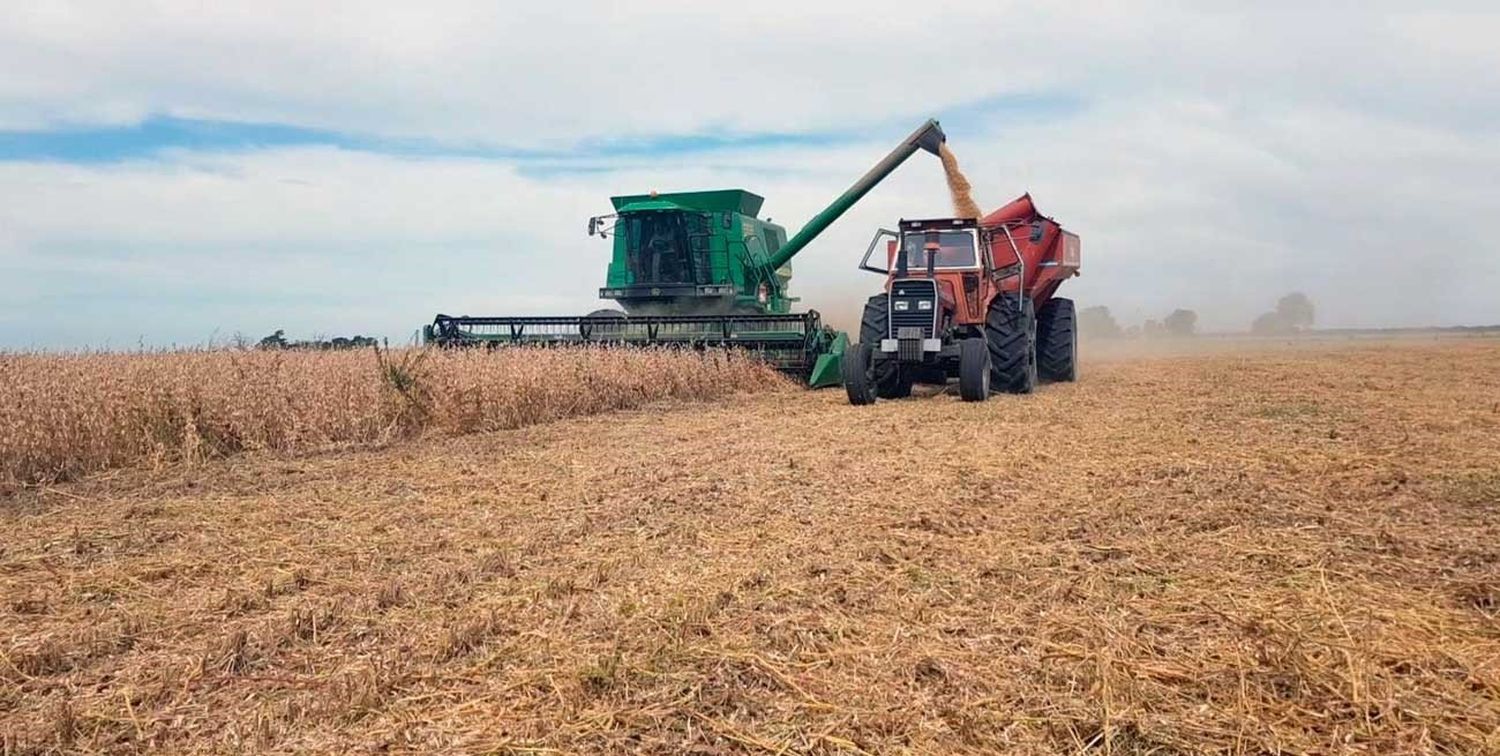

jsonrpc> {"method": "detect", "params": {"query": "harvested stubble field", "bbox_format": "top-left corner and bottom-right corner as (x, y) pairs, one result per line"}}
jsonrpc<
(2, 338), (1499, 754)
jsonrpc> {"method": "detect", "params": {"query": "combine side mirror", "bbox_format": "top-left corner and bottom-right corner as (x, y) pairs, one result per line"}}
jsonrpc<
(1030, 222), (1044, 243)
(588, 217), (598, 237)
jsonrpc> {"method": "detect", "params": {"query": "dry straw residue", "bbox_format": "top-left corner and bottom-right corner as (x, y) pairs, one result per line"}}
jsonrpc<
(0, 346), (788, 488)
(2, 339), (1498, 753)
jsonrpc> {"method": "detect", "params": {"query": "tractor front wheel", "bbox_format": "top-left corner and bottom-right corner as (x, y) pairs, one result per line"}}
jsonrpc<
(843, 342), (877, 405)
(860, 294), (913, 398)
(958, 337), (991, 402)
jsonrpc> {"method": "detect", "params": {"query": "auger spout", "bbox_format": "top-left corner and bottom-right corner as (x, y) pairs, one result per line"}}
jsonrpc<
(767, 119), (946, 271)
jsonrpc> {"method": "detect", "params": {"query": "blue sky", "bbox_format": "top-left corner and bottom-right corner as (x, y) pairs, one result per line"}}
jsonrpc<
(0, 90), (1082, 164)
(1, 2), (1496, 348)
(0, 115), (847, 164)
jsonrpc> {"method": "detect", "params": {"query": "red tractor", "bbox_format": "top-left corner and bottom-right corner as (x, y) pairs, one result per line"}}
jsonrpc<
(842, 194), (1081, 403)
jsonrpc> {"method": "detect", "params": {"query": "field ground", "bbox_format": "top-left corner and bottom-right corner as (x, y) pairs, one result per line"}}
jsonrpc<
(4, 339), (1499, 753)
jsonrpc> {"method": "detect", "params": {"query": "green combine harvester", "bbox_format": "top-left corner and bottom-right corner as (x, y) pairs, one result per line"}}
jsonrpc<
(424, 119), (947, 386)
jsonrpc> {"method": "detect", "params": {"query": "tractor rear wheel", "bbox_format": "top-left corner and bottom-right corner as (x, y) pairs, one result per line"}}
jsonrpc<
(1036, 297), (1078, 382)
(958, 337), (990, 402)
(842, 342), (877, 405)
(985, 293), (1037, 394)
(859, 294), (912, 399)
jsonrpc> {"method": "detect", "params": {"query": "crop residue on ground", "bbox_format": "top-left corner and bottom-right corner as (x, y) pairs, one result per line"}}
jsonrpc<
(2, 339), (1499, 752)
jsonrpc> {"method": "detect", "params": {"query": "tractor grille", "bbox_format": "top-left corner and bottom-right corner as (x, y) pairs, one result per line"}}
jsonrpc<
(889, 279), (937, 339)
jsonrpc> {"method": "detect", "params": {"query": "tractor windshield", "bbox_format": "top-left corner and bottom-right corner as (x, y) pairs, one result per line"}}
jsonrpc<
(623, 211), (712, 285)
(902, 230), (978, 269)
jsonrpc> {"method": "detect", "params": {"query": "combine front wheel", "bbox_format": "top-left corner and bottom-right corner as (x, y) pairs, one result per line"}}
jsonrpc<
(584, 309), (628, 340)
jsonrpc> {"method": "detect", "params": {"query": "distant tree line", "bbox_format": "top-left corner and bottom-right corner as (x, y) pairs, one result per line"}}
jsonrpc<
(257, 329), (379, 350)
(1077, 292), (1316, 339)
(1079, 306), (1197, 339)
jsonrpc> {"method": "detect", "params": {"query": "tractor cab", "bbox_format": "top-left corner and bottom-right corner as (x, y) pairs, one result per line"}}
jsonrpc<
(859, 217), (985, 276)
(898, 222), (981, 272)
(858, 218), (994, 334)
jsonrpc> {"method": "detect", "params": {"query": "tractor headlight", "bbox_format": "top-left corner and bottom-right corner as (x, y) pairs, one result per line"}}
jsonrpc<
(894, 301), (910, 311)
(917, 300), (932, 311)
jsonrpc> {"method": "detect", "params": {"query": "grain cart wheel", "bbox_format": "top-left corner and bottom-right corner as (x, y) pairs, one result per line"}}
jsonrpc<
(843, 342), (878, 405)
(985, 293), (1037, 394)
(1036, 298), (1078, 382)
(958, 337), (991, 402)
(859, 294), (913, 398)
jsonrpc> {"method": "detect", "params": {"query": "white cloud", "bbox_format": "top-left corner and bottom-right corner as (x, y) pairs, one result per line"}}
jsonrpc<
(6, 2), (1489, 143)
(1, 1), (1498, 346)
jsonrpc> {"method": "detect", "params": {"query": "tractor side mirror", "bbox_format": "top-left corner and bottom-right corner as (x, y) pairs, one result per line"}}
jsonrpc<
(588, 217), (598, 237)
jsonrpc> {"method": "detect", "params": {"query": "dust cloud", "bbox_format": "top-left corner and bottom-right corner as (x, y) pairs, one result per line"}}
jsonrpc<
(938, 142), (984, 220)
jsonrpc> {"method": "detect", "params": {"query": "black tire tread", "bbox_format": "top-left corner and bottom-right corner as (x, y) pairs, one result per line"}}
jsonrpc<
(984, 293), (1036, 394)
(859, 294), (910, 399)
(1036, 298), (1077, 382)
(843, 342), (876, 405)
(958, 338), (990, 401)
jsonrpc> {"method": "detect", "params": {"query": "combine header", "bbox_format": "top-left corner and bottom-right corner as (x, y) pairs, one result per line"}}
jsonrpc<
(424, 120), (949, 386)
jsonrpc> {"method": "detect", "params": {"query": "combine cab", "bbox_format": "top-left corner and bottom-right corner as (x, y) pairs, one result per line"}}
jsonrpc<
(843, 195), (1081, 403)
(424, 120), (950, 387)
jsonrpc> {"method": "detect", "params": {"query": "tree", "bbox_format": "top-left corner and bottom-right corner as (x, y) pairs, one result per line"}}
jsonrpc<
(1163, 309), (1198, 337)
(1142, 319), (1165, 338)
(257, 329), (289, 349)
(1250, 292), (1317, 335)
(1275, 292), (1315, 330)
(1251, 312), (1287, 335)
(1078, 306), (1123, 339)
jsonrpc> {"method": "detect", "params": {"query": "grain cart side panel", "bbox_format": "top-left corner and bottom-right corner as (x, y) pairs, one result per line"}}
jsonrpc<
(980, 195), (1079, 308)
